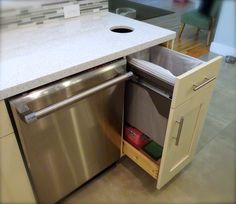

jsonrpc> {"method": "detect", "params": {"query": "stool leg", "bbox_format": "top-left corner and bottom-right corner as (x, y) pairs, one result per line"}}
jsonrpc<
(178, 23), (185, 39)
(207, 28), (212, 46)
(207, 18), (215, 46)
(196, 28), (200, 34)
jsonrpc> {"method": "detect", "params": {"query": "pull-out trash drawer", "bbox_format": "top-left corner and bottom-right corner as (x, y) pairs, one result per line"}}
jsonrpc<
(123, 45), (222, 189)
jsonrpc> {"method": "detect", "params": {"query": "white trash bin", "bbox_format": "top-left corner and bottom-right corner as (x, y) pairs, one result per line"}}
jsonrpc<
(125, 46), (203, 146)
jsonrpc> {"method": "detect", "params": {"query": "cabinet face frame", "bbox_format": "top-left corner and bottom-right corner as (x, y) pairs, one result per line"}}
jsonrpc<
(0, 133), (36, 203)
(0, 100), (13, 138)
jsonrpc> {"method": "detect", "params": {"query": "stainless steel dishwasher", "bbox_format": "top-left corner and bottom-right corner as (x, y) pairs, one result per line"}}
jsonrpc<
(9, 58), (133, 204)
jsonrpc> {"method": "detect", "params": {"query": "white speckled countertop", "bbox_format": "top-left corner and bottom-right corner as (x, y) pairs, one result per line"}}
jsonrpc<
(0, 12), (175, 100)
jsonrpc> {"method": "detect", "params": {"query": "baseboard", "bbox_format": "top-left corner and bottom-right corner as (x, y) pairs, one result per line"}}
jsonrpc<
(210, 42), (236, 56)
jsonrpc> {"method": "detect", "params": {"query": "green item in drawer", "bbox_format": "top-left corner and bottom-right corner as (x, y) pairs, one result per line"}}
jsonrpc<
(143, 141), (163, 160)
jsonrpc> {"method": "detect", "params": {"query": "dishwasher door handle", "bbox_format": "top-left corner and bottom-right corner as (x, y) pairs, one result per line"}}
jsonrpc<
(17, 71), (133, 124)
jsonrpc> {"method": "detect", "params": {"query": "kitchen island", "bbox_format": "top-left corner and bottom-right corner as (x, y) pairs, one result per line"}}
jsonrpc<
(0, 9), (222, 204)
(0, 11), (176, 203)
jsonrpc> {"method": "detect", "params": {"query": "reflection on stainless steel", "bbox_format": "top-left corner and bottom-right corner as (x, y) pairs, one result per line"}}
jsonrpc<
(16, 71), (133, 123)
(9, 59), (128, 203)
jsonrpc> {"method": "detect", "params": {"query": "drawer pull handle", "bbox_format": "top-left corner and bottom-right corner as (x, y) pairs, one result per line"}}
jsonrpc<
(193, 76), (216, 91)
(175, 117), (184, 146)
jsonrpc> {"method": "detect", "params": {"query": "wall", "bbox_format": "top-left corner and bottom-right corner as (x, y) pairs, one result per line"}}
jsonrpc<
(1, 0), (108, 29)
(210, 0), (236, 56)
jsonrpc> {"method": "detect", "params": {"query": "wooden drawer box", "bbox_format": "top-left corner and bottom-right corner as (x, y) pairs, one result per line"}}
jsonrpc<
(123, 140), (160, 179)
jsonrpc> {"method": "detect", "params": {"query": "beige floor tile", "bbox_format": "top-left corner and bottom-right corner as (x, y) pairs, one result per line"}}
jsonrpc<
(197, 113), (226, 152)
(170, 136), (236, 203)
(216, 119), (236, 152)
(207, 89), (236, 127)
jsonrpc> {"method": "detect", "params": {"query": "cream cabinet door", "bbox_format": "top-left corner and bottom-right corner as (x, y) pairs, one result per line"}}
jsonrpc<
(0, 133), (36, 203)
(157, 84), (215, 189)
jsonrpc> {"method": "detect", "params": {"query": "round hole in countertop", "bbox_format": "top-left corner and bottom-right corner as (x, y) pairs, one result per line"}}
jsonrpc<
(110, 26), (134, 33)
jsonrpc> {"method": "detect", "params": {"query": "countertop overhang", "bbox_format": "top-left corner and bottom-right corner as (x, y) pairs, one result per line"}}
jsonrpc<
(0, 12), (175, 100)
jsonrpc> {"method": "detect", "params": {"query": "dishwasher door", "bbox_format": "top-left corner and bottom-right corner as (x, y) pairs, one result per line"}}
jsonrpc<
(9, 59), (132, 203)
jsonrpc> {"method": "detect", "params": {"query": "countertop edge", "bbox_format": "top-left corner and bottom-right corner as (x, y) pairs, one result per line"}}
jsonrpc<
(0, 34), (175, 100)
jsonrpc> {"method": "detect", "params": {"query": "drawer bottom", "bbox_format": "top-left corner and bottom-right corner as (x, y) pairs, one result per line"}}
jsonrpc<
(122, 140), (161, 179)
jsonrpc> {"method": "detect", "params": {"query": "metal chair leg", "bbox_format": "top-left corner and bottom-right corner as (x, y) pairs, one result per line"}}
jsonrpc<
(178, 23), (185, 39)
(207, 28), (212, 46)
(207, 17), (215, 46)
(196, 28), (200, 34)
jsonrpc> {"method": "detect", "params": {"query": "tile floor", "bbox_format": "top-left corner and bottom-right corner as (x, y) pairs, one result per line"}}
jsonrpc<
(62, 55), (236, 204)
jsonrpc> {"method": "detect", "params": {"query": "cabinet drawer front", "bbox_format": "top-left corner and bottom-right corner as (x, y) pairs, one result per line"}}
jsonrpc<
(123, 140), (160, 179)
(172, 56), (222, 108)
(0, 100), (13, 138)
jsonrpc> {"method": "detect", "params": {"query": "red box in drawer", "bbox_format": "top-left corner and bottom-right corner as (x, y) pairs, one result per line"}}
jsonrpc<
(124, 126), (150, 149)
